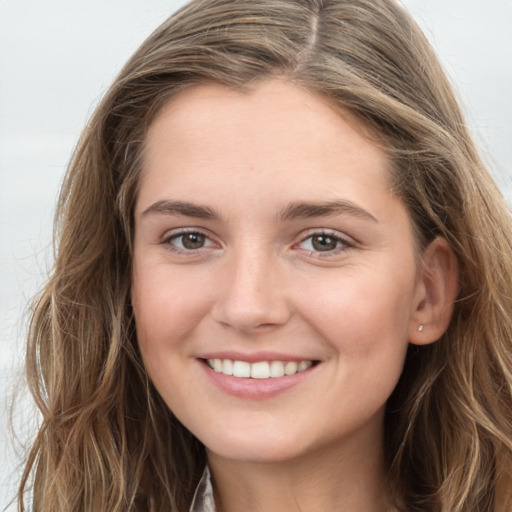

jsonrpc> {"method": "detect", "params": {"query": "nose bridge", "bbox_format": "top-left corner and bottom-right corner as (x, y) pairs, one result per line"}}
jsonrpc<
(213, 240), (290, 330)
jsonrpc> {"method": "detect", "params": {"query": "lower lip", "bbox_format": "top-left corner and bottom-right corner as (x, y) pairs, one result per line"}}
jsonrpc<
(199, 360), (317, 400)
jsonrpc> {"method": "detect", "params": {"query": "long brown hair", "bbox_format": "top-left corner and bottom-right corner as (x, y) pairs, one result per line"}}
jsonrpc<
(19, 0), (512, 510)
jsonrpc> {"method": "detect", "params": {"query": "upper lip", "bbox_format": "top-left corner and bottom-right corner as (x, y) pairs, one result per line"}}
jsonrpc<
(198, 351), (319, 363)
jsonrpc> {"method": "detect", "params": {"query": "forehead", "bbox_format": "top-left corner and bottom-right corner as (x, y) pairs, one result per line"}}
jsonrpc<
(138, 79), (393, 217)
(145, 79), (386, 165)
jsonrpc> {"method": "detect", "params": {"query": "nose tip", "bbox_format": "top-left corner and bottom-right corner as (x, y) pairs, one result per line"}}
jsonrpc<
(211, 257), (291, 332)
(214, 294), (289, 331)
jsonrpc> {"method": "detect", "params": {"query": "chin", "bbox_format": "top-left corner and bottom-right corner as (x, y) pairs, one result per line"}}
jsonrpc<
(202, 428), (311, 464)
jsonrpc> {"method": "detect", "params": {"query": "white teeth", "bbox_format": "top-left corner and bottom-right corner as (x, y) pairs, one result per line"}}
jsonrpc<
(297, 361), (312, 372)
(284, 361), (298, 375)
(222, 359), (233, 375)
(232, 360), (251, 378)
(207, 359), (314, 379)
(251, 361), (270, 379)
(270, 360), (285, 378)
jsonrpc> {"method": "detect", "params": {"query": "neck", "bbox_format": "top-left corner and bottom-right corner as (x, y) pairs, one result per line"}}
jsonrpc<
(207, 421), (392, 512)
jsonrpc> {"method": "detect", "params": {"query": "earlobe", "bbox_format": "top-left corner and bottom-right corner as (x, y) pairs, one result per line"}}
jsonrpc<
(409, 237), (459, 346)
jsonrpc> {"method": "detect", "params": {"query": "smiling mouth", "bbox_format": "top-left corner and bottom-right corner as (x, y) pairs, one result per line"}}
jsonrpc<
(205, 359), (316, 379)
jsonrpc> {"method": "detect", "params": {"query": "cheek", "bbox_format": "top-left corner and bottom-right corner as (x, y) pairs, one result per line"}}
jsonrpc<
(304, 269), (414, 335)
(131, 263), (212, 355)
(131, 265), (212, 413)
(303, 274), (414, 421)
(296, 267), (416, 382)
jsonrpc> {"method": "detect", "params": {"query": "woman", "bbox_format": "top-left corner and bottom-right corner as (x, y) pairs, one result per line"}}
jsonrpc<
(18, 0), (512, 510)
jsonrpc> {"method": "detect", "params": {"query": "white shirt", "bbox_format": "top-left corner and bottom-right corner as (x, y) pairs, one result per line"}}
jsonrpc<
(189, 466), (216, 512)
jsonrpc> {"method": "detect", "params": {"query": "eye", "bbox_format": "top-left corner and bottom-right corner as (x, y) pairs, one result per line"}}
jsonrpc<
(298, 231), (354, 254)
(163, 230), (216, 251)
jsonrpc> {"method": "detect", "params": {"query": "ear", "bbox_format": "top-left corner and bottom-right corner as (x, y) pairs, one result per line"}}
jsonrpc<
(408, 237), (459, 345)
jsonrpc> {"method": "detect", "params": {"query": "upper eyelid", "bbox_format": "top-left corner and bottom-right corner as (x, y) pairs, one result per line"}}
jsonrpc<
(162, 227), (213, 240)
(298, 228), (356, 244)
(294, 230), (359, 258)
(161, 228), (219, 250)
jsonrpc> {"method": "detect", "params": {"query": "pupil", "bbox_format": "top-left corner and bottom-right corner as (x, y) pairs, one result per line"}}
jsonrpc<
(183, 233), (205, 249)
(312, 235), (337, 251)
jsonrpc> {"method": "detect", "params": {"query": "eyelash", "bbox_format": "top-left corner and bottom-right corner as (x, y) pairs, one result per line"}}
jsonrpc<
(297, 230), (356, 258)
(161, 229), (217, 254)
(161, 228), (356, 257)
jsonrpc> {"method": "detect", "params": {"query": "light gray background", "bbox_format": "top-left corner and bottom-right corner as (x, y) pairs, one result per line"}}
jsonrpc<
(1, 1), (511, 509)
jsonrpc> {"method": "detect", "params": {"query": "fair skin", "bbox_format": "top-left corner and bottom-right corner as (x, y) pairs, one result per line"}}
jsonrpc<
(132, 79), (457, 512)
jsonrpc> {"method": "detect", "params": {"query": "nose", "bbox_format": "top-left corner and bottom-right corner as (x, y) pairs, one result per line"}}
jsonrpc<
(211, 247), (291, 332)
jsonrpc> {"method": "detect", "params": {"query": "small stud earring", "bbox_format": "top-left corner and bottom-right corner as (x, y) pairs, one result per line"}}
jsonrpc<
(418, 324), (424, 332)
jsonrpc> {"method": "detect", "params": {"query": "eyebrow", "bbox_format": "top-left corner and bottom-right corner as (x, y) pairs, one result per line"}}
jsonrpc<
(140, 199), (377, 223)
(279, 200), (378, 223)
(141, 200), (219, 220)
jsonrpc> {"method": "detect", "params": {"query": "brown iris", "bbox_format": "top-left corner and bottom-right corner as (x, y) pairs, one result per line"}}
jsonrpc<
(311, 234), (338, 251)
(181, 232), (206, 249)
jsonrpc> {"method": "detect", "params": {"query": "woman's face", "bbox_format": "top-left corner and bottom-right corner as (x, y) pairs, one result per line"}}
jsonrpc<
(132, 79), (425, 464)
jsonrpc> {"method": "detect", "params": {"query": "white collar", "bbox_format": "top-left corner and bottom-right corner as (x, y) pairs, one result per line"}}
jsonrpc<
(189, 466), (216, 512)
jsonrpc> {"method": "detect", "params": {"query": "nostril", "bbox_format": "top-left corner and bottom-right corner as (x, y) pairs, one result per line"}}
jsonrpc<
(211, 297), (291, 331)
